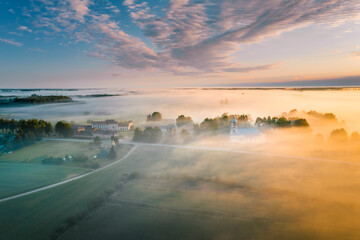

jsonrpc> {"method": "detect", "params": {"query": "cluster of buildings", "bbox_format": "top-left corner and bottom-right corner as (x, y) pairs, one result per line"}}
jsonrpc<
(71, 117), (265, 143)
(144, 117), (265, 144)
(72, 119), (133, 139)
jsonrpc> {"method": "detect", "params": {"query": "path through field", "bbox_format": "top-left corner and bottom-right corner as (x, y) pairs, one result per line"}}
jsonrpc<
(0, 145), (137, 203)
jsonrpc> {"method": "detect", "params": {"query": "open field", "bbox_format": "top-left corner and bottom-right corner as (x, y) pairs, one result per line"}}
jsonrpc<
(60, 146), (360, 240)
(0, 162), (89, 198)
(1, 145), (360, 239)
(0, 140), (99, 163)
(0, 140), (133, 199)
(0, 146), (137, 240)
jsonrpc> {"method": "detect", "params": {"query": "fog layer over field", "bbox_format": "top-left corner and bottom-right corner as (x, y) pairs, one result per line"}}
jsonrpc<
(59, 141), (360, 240)
(2, 88), (360, 239)
(2, 88), (360, 132)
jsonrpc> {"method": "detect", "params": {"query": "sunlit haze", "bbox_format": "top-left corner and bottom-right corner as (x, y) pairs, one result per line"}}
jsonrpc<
(1, 1), (360, 240)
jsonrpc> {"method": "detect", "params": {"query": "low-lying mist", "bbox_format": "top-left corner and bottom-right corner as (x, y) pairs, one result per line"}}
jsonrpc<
(112, 142), (360, 239)
(3, 88), (360, 239)
(3, 88), (360, 130)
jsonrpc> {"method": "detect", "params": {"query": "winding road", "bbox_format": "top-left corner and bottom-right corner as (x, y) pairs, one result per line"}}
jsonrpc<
(0, 145), (137, 203)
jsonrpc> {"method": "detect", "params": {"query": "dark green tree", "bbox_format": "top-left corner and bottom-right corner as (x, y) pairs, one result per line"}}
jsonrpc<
(93, 136), (102, 147)
(111, 135), (119, 145)
(293, 118), (310, 127)
(44, 122), (53, 135)
(276, 117), (291, 127)
(107, 146), (117, 160)
(132, 127), (162, 143)
(180, 129), (191, 143)
(146, 112), (162, 122)
(9, 119), (17, 133)
(132, 127), (143, 142)
(176, 115), (193, 127)
(329, 128), (348, 143)
(55, 121), (73, 137)
(200, 118), (219, 132)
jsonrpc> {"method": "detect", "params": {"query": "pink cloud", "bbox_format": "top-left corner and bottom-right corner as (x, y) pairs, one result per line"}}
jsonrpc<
(352, 51), (360, 57)
(31, 0), (360, 75)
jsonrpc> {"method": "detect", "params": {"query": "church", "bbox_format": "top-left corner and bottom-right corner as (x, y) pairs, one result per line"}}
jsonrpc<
(230, 117), (265, 143)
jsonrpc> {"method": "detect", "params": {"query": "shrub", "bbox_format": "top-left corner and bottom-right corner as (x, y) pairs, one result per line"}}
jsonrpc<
(42, 157), (63, 165)
(72, 153), (88, 163)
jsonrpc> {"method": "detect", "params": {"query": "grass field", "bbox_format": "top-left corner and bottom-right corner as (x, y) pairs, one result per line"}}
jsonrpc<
(0, 140), (133, 199)
(0, 144), (135, 240)
(0, 140), (98, 163)
(0, 162), (89, 198)
(1, 145), (360, 240)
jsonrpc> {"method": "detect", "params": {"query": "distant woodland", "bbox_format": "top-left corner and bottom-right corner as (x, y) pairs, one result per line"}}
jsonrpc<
(13, 95), (73, 104)
(0, 95), (73, 105)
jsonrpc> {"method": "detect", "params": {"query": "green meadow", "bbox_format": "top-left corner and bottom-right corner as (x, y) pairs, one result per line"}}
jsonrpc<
(0, 140), (132, 198)
(0, 140), (98, 163)
(1, 144), (360, 240)
(0, 162), (88, 198)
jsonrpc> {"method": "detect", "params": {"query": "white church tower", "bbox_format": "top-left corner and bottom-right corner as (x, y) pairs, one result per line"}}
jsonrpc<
(230, 117), (238, 135)
(229, 116), (266, 143)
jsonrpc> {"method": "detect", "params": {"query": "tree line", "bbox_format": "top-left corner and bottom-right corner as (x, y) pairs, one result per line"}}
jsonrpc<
(0, 119), (78, 151)
(195, 113), (251, 133)
(133, 127), (163, 143)
(135, 112), (255, 143)
(12, 95), (73, 104)
(327, 128), (360, 143)
(135, 112), (313, 144)
(284, 109), (337, 122)
(0, 118), (53, 149)
(255, 116), (309, 128)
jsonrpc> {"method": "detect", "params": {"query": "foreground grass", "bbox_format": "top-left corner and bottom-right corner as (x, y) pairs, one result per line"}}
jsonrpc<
(62, 146), (360, 240)
(2, 145), (360, 240)
(0, 144), (133, 240)
(0, 162), (89, 198)
(0, 141), (132, 198)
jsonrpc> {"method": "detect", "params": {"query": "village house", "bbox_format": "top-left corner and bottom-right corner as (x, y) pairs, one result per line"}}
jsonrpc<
(92, 120), (133, 132)
(90, 119), (134, 139)
(91, 120), (119, 131)
(70, 119), (134, 139)
(71, 124), (93, 136)
(117, 121), (133, 131)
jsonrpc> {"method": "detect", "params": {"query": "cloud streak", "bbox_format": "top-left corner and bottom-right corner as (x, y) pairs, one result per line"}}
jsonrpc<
(18, 26), (32, 32)
(352, 51), (360, 57)
(0, 37), (23, 47)
(30, 0), (360, 76)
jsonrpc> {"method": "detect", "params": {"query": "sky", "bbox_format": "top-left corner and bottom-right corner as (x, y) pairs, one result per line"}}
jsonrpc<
(0, 0), (359, 88)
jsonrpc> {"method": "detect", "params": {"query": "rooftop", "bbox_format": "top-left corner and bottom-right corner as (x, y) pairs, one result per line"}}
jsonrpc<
(118, 121), (133, 127)
(92, 120), (117, 125)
